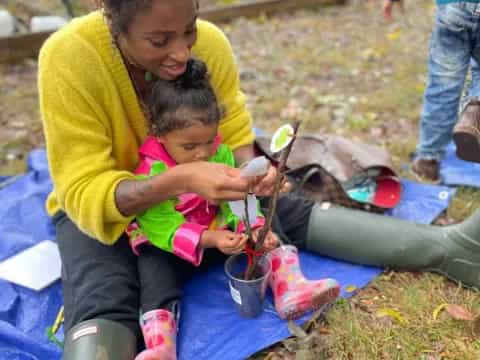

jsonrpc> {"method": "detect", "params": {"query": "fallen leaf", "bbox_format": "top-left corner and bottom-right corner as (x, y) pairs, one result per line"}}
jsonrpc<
(345, 285), (357, 293)
(432, 303), (449, 320)
(376, 308), (406, 324)
(446, 304), (476, 321)
(386, 29), (402, 41)
(317, 327), (331, 335)
(472, 316), (480, 337)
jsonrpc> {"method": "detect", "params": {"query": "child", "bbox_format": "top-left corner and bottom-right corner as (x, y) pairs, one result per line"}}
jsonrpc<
(128, 59), (340, 360)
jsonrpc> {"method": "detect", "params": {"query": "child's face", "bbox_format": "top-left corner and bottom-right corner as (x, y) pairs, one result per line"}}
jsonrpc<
(158, 121), (218, 164)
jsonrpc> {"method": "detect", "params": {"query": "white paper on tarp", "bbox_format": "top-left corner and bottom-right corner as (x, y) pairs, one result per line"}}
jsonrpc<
(0, 240), (61, 291)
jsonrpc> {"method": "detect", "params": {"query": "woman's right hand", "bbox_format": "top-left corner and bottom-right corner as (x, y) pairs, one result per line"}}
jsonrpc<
(200, 230), (248, 255)
(178, 162), (251, 203)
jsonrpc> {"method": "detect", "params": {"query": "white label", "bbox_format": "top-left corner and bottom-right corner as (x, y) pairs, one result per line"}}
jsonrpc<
(438, 191), (449, 200)
(72, 326), (98, 341)
(229, 281), (242, 305)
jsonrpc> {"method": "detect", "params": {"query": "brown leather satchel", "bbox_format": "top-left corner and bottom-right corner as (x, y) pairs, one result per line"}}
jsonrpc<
(254, 134), (402, 213)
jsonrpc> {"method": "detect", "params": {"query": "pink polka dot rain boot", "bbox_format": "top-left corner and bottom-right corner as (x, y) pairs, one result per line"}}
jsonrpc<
(268, 245), (340, 320)
(135, 309), (177, 360)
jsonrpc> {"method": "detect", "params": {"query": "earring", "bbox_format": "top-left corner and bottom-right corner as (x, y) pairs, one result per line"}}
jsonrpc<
(145, 71), (153, 82)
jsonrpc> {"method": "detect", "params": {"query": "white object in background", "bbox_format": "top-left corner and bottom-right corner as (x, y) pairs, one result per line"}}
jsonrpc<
(240, 156), (270, 177)
(0, 240), (61, 291)
(30, 16), (68, 33)
(0, 10), (15, 37)
(229, 156), (269, 224)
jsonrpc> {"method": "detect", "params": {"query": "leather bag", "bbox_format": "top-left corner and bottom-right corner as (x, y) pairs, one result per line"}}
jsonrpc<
(254, 134), (402, 213)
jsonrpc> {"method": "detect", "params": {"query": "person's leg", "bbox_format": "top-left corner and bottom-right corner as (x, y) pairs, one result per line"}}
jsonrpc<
(306, 203), (480, 289)
(136, 246), (195, 360)
(453, 12), (480, 163)
(136, 245), (226, 360)
(465, 58), (480, 98)
(414, 3), (473, 180)
(55, 212), (139, 359)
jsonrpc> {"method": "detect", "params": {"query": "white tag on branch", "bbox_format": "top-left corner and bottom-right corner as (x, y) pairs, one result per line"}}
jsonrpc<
(246, 193), (258, 225)
(229, 200), (245, 219)
(239, 156), (270, 177)
(228, 156), (268, 223)
(229, 194), (258, 225)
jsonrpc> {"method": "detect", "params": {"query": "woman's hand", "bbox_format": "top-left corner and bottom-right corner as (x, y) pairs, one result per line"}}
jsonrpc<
(178, 162), (250, 203)
(200, 230), (248, 255)
(251, 228), (279, 251)
(251, 165), (292, 196)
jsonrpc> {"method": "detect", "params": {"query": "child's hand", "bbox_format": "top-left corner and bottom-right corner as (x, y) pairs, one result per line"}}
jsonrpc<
(251, 228), (279, 251)
(201, 230), (248, 255)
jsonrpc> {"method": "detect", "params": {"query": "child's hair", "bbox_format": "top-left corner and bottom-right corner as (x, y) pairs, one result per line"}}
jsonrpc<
(147, 58), (223, 136)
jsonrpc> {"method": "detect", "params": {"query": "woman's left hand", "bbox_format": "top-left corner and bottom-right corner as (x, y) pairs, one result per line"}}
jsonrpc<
(251, 165), (292, 196)
(251, 228), (279, 251)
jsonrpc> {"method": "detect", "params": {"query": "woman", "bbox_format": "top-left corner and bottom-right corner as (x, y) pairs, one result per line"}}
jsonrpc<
(38, 0), (480, 358)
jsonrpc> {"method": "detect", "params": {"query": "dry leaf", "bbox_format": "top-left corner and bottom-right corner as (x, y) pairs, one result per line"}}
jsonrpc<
(287, 320), (308, 338)
(345, 285), (357, 293)
(432, 303), (449, 320)
(471, 316), (480, 337)
(376, 308), (406, 324)
(317, 327), (331, 335)
(386, 29), (402, 41)
(445, 304), (475, 321)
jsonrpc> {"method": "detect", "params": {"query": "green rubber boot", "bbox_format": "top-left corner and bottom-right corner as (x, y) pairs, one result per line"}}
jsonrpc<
(63, 319), (137, 360)
(306, 203), (480, 289)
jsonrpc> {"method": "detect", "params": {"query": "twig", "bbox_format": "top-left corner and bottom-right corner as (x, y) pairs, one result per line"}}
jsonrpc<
(244, 121), (301, 279)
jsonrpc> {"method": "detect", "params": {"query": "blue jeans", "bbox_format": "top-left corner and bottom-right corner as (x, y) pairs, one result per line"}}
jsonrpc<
(417, 2), (480, 160)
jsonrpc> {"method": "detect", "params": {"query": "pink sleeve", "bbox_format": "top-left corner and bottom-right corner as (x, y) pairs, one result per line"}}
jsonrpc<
(237, 216), (265, 234)
(135, 157), (155, 176)
(172, 223), (206, 266)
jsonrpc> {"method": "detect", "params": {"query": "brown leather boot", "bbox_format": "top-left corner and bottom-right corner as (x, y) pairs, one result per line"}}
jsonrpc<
(453, 98), (480, 163)
(411, 157), (440, 183)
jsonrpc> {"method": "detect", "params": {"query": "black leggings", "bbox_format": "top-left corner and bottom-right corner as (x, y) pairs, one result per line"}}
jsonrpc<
(55, 194), (314, 338)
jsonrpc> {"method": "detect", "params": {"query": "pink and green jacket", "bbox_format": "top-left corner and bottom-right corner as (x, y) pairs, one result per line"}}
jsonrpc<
(127, 136), (265, 266)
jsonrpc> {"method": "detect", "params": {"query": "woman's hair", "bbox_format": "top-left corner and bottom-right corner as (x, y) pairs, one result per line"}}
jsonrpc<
(95, 0), (152, 39)
(147, 58), (223, 136)
(96, 0), (198, 39)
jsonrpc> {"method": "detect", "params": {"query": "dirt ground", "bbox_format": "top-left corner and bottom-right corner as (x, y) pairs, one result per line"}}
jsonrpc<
(1, 0), (480, 358)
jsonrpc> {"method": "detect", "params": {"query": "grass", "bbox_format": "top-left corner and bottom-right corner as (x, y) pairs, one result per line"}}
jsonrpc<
(1, 0), (479, 358)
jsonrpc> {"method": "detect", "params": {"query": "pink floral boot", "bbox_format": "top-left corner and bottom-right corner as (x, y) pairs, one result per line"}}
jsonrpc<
(268, 245), (340, 320)
(135, 309), (177, 360)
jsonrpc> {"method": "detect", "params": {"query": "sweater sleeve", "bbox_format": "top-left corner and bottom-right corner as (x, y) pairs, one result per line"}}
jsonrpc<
(194, 21), (255, 150)
(38, 34), (135, 244)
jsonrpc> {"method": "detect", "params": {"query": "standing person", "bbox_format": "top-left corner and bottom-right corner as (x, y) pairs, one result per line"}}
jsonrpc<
(38, 1), (480, 358)
(383, 0), (480, 179)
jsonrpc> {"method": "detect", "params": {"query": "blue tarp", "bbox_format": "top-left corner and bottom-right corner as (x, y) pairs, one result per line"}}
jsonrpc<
(441, 142), (480, 188)
(0, 149), (458, 360)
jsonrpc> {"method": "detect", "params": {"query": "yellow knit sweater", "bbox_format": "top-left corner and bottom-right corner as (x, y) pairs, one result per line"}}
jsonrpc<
(38, 11), (254, 244)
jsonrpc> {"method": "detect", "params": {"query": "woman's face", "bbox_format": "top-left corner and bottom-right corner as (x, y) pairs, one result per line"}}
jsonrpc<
(119, 0), (198, 80)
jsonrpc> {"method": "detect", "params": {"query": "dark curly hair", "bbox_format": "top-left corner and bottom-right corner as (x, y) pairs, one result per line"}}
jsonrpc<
(95, 0), (198, 39)
(147, 58), (223, 135)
